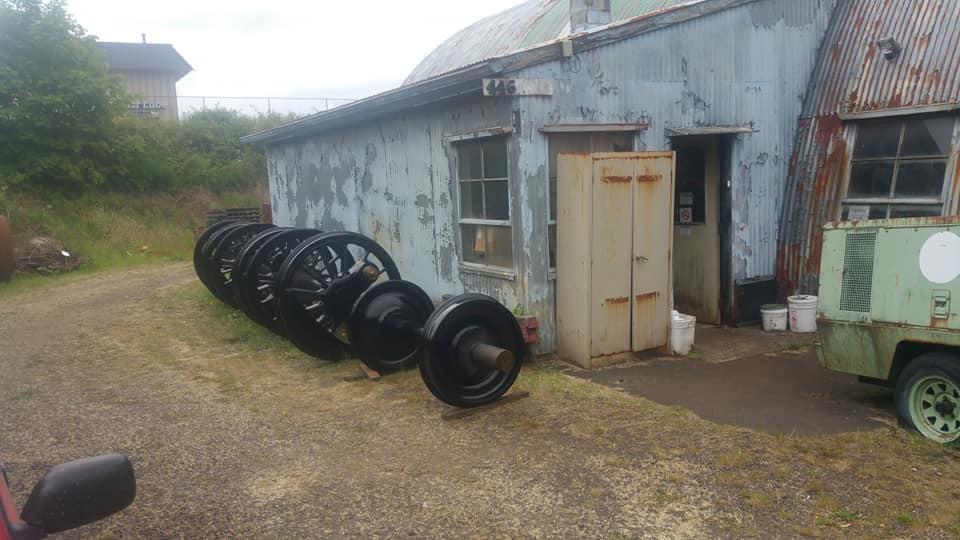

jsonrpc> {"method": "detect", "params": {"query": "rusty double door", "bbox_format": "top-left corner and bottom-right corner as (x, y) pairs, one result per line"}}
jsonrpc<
(557, 152), (675, 368)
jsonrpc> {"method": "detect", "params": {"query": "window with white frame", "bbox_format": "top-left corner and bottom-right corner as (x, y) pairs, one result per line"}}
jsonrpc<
(457, 138), (513, 269)
(842, 116), (955, 220)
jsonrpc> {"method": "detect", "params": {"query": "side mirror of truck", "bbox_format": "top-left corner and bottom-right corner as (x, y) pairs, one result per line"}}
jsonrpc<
(19, 454), (135, 535)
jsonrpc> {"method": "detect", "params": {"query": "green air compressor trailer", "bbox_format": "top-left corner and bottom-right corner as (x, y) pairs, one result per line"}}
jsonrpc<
(817, 217), (960, 446)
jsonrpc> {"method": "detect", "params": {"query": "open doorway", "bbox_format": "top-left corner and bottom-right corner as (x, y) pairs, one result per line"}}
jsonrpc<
(671, 136), (728, 325)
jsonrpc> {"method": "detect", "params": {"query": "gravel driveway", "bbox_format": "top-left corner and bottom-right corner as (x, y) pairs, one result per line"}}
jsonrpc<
(2, 264), (959, 539)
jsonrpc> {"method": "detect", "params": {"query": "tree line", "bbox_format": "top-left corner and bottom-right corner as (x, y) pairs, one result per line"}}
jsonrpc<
(0, 0), (288, 207)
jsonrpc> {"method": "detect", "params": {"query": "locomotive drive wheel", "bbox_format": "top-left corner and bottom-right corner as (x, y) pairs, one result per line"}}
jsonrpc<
(419, 294), (525, 408)
(895, 353), (960, 448)
(196, 222), (247, 292)
(206, 223), (276, 307)
(193, 220), (237, 286)
(233, 228), (322, 334)
(276, 231), (401, 360)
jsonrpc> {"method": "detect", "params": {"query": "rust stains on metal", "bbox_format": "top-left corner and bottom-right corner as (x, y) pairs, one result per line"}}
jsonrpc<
(605, 296), (630, 305)
(635, 291), (659, 303)
(809, 0), (960, 116)
(601, 175), (633, 184)
(636, 174), (662, 183)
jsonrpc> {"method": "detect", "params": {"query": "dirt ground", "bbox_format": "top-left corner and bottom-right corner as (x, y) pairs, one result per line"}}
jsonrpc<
(2, 264), (960, 539)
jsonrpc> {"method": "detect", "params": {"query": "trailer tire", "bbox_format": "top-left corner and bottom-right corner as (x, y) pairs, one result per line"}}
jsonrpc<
(895, 353), (960, 448)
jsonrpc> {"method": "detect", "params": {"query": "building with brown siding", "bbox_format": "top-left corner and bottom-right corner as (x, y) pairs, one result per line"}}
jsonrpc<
(97, 41), (193, 121)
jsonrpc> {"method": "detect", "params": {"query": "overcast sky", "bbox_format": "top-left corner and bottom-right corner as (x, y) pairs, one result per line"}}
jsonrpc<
(66, 0), (522, 114)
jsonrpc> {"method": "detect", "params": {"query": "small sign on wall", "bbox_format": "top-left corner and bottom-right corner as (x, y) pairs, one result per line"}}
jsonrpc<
(678, 207), (694, 224)
(482, 79), (554, 97)
(847, 205), (871, 221)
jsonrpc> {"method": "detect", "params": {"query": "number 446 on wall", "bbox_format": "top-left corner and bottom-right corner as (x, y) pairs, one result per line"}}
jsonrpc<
(482, 79), (554, 97)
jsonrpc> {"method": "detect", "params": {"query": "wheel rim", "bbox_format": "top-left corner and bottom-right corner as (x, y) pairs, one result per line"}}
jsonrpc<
(208, 223), (275, 307)
(909, 374), (960, 442)
(276, 232), (401, 359)
(236, 229), (321, 333)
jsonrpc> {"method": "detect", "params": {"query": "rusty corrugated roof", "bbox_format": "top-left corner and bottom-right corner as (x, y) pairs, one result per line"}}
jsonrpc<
(778, 0), (960, 297)
(404, 0), (704, 86)
(809, 0), (960, 116)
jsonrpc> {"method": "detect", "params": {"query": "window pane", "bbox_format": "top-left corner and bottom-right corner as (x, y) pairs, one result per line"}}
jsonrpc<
(458, 143), (483, 180)
(485, 226), (513, 268)
(894, 160), (947, 198)
(483, 139), (508, 178)
(548, 224), (557, 269)
(460, 224), (486, 265)
(460, 181), (484, 218)
(847, 161), (894, 198)
(842, 204), (887, 220)
(901, 117), (954, 156)
(485, 180), (509, 220)
(889, 205), (943, 218)
(853, 120), (901, 158)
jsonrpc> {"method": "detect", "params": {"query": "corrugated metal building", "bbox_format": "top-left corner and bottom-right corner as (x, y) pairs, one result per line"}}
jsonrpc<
(244, 0), (838, 354)
(779, 0), (960, 296)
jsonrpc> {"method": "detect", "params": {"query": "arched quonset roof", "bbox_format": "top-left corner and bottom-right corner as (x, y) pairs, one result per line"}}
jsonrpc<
(404, 0), (701, 85)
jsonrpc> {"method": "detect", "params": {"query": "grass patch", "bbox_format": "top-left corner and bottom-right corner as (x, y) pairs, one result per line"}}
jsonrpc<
(1, 188), (261, 290)
(11, 388), (36, 400)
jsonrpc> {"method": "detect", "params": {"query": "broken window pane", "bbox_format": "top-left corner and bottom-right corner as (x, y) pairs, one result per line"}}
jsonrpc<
(841, 204), (888, 220)
(460, 181), (484, 219)
(485, 225), (513, 268)
(460, 224), (485, 265)
(483, 139), (508, 178)
(847, 161), (894, 198)
(853, 120), (901, 158)
(485, 180), (509, 220)
(894, 161), (947, 198)
(901, 117), (954, 156)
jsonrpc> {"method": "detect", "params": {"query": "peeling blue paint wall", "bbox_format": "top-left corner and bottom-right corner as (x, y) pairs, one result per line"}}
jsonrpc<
(265, 0), (837, 354)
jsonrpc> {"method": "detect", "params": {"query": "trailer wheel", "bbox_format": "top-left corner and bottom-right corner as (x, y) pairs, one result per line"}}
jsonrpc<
(895, 353), (960, 448)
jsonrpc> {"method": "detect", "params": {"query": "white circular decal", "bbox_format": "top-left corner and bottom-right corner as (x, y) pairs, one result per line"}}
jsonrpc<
(919, 231), (960, 284)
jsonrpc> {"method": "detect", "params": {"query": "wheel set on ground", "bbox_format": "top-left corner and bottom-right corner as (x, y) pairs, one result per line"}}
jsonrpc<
(193, 220), (526, 408)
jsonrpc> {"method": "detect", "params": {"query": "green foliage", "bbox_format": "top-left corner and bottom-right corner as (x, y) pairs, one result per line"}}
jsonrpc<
(0, 0), (297, 197)
(0, 0), (128, 191)
(104, 109), (294, 193)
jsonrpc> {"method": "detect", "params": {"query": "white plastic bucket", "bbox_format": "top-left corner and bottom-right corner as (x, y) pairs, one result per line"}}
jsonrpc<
(788, 295), (819, 333)
(760, 304), (788, 332)
(671, 313), (697, 355)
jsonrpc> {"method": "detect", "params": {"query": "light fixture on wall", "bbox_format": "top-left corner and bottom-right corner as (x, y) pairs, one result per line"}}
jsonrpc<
(877, 37), (901, 60)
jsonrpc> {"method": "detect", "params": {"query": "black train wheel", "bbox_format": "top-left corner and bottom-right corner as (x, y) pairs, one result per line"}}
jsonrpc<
(207, 223), (276, 307)
(193, 220), (238, 287)
(234, 228), (322, 334)
(276, 231), (401, 360)
(419, 294), (525, 407)
(196, 222), (247, 294)
(347, 280), (435, 374)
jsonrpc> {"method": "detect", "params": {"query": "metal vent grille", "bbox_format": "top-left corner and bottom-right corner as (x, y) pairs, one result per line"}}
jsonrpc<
(839, 231), (878, 312)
